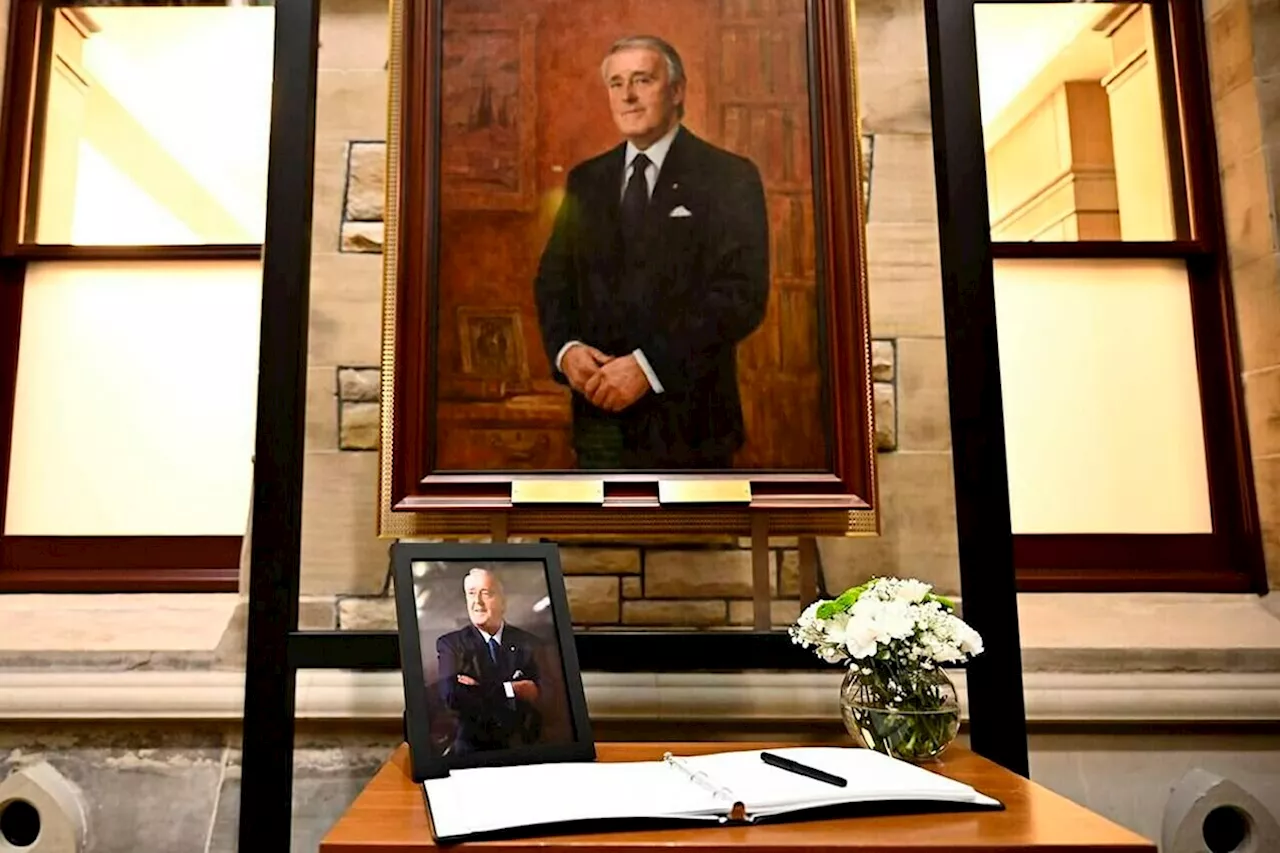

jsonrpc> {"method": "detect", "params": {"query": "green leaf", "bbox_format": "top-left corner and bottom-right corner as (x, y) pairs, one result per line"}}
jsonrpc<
(817, 585), (865, 619)
(927, 593), (955, 611)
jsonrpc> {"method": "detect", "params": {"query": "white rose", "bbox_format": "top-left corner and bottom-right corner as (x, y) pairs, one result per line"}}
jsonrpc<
(876, 600), (916, 640)
(842, 616), (881, 659)
(895, 579), (931, 603)
(957, 624), (984, 656)
(850, 595), (883, 620)
(824, 611), (851, 641)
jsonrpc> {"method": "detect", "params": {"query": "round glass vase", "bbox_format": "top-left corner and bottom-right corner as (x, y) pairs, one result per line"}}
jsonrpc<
(839, 665), (960, 763)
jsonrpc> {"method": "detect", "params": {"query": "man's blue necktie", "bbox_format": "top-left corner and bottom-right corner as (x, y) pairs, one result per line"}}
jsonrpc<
(487, 636), (499, 664)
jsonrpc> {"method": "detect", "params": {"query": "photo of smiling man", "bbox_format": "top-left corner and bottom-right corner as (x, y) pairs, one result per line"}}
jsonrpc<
(414, 559), (579, 760)
(435, 567), (544, 756)
(533, 34), (770, 471)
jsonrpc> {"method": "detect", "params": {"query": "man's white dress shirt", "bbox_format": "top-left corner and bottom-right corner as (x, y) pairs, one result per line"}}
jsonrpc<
(476, 623), (517, 699)
(553, 122), (684, 394)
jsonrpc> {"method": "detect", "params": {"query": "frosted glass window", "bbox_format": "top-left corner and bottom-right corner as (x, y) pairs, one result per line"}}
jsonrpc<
(994, 258), (1212, 533)
(29, 6), (273, 244)
(5, 261), (262, 535)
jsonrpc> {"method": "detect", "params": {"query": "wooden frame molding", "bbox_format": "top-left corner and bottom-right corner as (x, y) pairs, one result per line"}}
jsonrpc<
(0, 536), (241, 592)
(0, 0), (41, 255)
(1014, 534), (1255, 592)
(378, 0), (878, 538)
(11, 244), (263, 260)
(0, 259), (21, 544)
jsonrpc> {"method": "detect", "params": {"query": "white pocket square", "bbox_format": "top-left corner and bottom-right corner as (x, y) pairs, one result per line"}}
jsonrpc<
(669, 205), (693, 218)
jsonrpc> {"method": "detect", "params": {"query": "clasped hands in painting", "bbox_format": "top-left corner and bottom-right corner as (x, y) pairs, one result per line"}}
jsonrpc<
(561, 343), (650, 413)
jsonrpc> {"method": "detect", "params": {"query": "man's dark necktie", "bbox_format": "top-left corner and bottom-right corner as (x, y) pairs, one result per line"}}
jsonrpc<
(621, 152), (650, 236)
(487, 637), (499, 664)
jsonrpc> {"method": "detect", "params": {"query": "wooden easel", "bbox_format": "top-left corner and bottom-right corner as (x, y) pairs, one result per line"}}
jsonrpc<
(750, 514), (820, 631)
(489, 512), (509, 544)
(486, 512), (818, 632)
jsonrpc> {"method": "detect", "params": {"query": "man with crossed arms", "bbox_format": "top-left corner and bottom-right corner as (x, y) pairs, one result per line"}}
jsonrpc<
(436, 568), (543, 755)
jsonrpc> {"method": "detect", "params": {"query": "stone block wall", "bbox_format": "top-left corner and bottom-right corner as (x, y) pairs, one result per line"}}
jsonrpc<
(1206, 0), (1280, 585)
(301, 0), (396, 597)
(300, 0), (956, 624)
(813, 0), (954, 595)
(334, 543), (809, 631)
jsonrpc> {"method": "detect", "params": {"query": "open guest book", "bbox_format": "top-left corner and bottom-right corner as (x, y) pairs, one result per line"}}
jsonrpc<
(422, 745), (1003, 842)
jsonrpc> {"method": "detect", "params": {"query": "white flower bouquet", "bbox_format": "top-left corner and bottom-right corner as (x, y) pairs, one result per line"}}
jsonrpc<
(790, 577), (983, 761)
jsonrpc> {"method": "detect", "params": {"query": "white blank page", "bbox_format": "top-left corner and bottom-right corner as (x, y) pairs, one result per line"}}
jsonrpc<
(678, 747), (992, 815)
(423, 759), (724, 839)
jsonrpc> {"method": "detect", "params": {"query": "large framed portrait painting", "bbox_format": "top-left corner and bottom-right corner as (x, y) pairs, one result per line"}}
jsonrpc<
(380, 0), (877, 537)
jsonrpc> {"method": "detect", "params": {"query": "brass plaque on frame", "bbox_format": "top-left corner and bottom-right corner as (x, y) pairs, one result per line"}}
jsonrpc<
(511, 480), (605, 504)
(658, 480), (752, 504)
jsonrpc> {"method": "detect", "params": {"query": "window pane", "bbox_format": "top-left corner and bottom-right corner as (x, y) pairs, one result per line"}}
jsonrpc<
(5, 260), (261, 535)
(994, 258), (1212, 533)
(27, 5), (274, 245)
(976, 2), (1186, 241)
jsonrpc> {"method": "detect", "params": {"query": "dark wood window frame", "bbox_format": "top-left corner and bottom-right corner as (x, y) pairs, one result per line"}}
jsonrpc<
(935, 0), (1267, 593)
(0, 0), (263, 592)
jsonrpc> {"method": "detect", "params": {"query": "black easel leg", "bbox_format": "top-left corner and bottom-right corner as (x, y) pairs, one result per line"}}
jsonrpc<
(922, 0), (1030, 776)
(238, 0), (322, 849)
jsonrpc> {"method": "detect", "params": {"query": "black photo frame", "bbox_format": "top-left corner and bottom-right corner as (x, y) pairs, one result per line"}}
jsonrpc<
(391, 542), (596, 781)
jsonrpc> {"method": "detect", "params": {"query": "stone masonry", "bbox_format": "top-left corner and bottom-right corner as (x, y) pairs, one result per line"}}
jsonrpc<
(1206, 0), (1280, 585)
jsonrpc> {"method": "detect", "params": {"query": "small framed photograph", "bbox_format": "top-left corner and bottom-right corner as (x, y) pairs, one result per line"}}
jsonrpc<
(391, 542), (595, 780)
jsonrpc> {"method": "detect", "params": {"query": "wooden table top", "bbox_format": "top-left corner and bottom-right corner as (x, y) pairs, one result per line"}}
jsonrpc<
(319, 742), (1156, 853)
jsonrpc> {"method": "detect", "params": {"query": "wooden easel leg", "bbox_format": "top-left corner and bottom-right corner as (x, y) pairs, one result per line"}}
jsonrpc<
(798, 536), (820, 605)
(751, 513), (770, 631)
(490, 513), (509, 544)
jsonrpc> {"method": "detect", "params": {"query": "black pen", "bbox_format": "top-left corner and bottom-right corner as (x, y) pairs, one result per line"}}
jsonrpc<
(760, 752), (848, 787)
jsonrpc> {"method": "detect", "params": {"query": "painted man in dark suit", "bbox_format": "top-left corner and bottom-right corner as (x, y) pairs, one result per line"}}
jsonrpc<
(436, 568), (542, 755)
(534, 35), (769, 469)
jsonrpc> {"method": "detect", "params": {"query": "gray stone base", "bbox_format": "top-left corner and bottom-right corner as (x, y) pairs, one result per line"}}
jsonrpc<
(0, 723), (401, 853)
